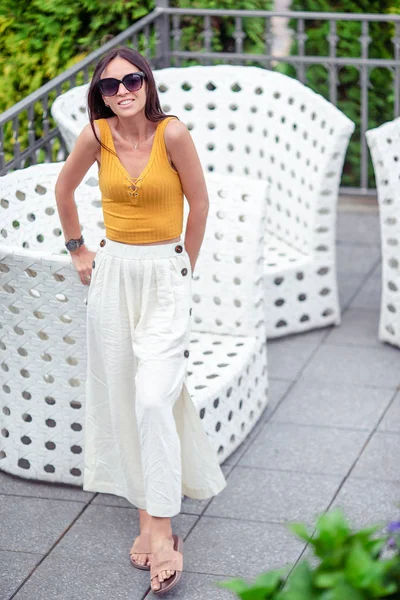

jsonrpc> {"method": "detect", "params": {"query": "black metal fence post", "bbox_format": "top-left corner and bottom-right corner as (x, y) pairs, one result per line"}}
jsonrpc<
(156, 0), (171, 69)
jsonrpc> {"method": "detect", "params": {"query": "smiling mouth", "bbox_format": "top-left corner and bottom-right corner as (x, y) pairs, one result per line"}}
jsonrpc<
(118, 99), (135, 106)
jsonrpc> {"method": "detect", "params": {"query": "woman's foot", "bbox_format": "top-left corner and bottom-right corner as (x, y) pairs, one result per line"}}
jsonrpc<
(150, 517), (175, 592)
(151, 535), (176, 591)
(130, 531), (152, 567)
(131, 509), (153, 568)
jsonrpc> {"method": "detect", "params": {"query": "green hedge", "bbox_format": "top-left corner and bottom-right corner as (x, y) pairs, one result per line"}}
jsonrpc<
(0, 0), (153, 113)
(0, 0), (270, 166)
(0, 0), (269, 114)
(170, 0), (270, 64)
(285, 0), (399, 188)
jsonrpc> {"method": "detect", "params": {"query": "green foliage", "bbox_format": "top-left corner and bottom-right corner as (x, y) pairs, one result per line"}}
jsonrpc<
(283, 0), (398, 187)
(218, 509), (400, 599)
(0, 0), (270, 113)
(170, 0), (271, 65)
(0, 0), (270, 167)
(0, 0), (154, 112)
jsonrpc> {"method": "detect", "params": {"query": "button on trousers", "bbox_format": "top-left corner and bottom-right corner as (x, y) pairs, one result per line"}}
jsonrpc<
(83, 237), (226, 516)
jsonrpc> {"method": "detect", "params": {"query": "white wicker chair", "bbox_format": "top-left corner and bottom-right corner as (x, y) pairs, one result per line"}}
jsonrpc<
(0, 163), (268, 485)
(366, 118), (400, 348)
(51, 65), (355, 337)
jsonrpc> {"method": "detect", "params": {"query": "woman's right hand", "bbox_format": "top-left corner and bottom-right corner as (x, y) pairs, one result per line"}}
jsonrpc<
(69, 245), (97, 286)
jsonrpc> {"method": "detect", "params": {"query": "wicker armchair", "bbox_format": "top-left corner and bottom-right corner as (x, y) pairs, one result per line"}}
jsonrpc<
(0, 163), (268, 484)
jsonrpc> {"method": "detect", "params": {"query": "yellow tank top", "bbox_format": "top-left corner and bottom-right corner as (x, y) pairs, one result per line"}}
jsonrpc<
(95, 116), (184, 243)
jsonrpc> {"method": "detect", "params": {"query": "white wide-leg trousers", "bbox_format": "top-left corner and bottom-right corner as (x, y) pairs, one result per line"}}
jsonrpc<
(83, 237), (226, 516)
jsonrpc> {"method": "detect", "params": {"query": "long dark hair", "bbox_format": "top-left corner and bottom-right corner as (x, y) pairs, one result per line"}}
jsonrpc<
(87, 47), (168, 151)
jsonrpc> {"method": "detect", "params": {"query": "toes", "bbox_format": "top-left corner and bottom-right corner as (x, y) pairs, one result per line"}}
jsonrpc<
(152, 577), (160, 590)
(131, 552), (151, 566)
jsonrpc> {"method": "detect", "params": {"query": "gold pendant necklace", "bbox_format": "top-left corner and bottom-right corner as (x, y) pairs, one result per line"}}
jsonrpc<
(132, 128), (156, 151)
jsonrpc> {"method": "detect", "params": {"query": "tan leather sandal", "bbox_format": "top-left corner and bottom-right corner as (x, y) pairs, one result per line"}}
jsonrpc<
(150, 534), (183, 595)
(130, 536), (152, 571)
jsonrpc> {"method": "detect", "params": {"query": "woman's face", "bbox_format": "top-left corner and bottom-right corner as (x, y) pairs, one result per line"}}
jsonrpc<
(99, 57), (146, 118)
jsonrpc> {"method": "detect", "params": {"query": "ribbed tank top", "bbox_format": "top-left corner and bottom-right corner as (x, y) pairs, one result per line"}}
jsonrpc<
(95, 116), (184, 243)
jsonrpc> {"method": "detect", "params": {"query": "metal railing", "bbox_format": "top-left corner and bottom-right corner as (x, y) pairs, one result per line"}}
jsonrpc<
(1, 0), (400, 194)
(0, 9), (163, 175)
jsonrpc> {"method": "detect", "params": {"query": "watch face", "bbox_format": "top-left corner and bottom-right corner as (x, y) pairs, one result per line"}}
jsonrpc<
(66, 239), (81, 251)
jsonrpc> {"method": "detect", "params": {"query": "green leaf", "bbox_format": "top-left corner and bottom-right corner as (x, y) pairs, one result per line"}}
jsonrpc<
(289, 523), (312, 543)
(344, 540), (377, 588)
(314, 570), (343, 588)
(218, 569), (286, 599)
(252, 569), (286, 592)
(283, 561), (316, 599)
(216, 578), (249, 594)
(328, 580), (365, 600)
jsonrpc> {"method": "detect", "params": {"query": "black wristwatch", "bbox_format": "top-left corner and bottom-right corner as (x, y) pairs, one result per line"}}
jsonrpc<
(65, 235), (84, 252)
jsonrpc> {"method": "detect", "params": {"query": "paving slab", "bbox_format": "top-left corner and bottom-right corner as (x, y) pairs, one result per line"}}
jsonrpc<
(266, 378), (294, 415)
(272, 327), (328, 346)
(142, 572), (235, 600)
(336, 244), (381, 275)
(221, 379), (294, 469)
(337, 273), (366, 311)
(351, 431), (400, 482)
(271, 379), (394, 430)
(181, 465), (233, 515)
(331, 476), (400, 530)
(91, 493), (133, 508)
(0, 550), (41, 600)
(184, 515), (305, 579)
(324, 308), (382, 348)
(0, 471), (94, 503)
(371, 262), (382, 279)
(336, 212), (381, 246)
(13, 554), (149, 600)
(379, 391), (400, 433)
(267, 337), (320, 380)
(0, 495), (85, 554)
(238, 423), (369, 476)
(204, 467), (342, 525)
(350, 276), (382, 310)
(49, 504), (197, 563)
(222, 406), (272, 467)
(300, 344), (400, 388)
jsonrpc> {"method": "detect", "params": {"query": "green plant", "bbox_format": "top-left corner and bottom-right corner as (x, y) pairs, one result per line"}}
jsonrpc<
(0, 0), (154, 112)
(218, 509), (400, 599)
(0, 0), (271, 114)
(282, 0), (398, 188)
(170, 0), (271, 65)
(0, 0), (270, 167)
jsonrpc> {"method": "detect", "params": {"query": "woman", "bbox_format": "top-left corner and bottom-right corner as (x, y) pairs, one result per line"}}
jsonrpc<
(55, 46), (226, 595)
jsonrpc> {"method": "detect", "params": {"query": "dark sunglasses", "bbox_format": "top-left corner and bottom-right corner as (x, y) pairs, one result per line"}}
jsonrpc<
(97, 71), (146, 97)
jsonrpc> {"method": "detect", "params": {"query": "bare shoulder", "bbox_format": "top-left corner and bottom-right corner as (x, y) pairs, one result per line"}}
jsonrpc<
(164, 118), (190, 145)
(77, 123), (100, 149)
(70, 122), (102, 162)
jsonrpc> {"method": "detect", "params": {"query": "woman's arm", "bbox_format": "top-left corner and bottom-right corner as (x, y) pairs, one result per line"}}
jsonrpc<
(164, 119), (209, 273)
(55, 123), (100, 285)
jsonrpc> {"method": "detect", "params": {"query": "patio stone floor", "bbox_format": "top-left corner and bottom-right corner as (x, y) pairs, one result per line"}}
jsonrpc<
(1, 198), (399, 599)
